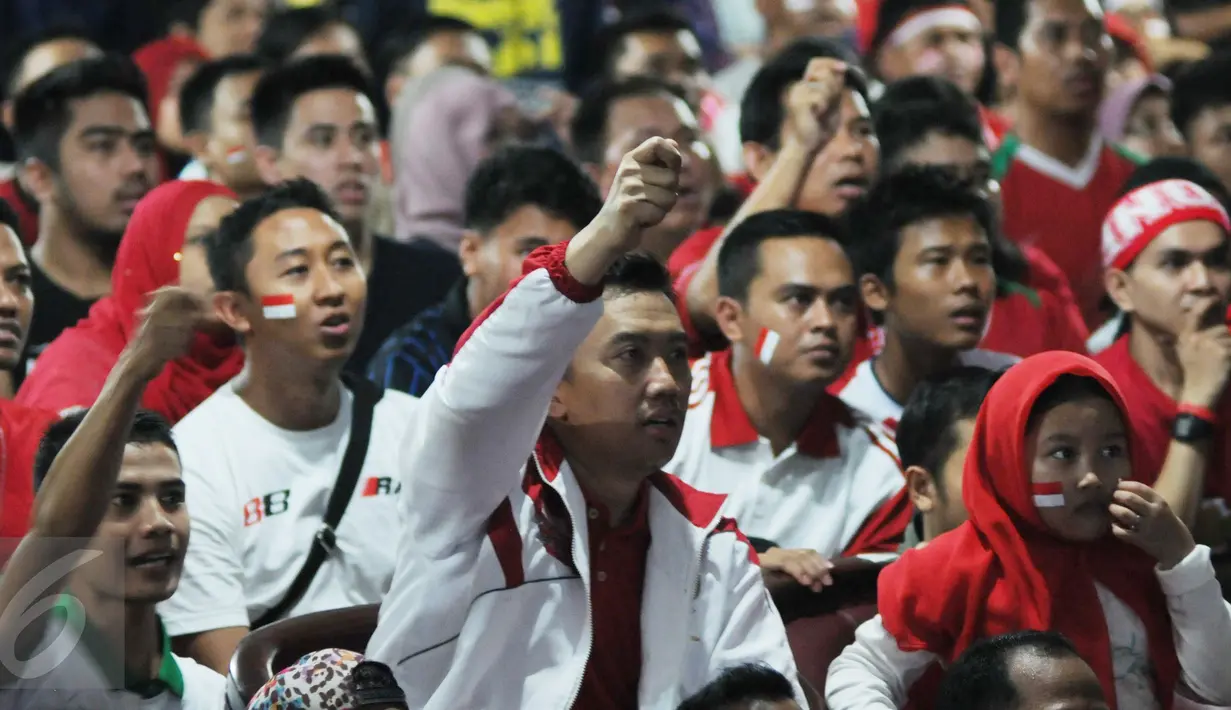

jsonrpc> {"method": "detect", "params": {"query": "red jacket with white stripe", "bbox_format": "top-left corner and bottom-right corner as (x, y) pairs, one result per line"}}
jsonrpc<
(366, 242), (804, 709)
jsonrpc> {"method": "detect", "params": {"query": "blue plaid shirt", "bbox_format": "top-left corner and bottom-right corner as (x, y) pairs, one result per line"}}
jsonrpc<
(367, 280), (471, 397)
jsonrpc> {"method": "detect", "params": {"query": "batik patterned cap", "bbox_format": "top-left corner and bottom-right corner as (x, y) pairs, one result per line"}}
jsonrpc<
(246, 648), (365, 710)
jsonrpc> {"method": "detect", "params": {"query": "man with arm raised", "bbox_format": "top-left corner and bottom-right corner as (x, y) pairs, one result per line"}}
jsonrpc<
(367, 137), (805, 709)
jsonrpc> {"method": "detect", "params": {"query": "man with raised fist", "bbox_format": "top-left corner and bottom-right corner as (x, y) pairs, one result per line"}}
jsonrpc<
(0, 287), (225, 709)
(367, 137), (805, 709)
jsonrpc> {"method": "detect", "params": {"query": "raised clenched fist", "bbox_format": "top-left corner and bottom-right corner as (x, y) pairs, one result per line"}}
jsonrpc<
(125, 286), (208, 380)
(599, 136), (683, 248)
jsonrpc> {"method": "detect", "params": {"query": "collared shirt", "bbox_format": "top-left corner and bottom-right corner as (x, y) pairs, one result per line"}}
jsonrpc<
(664, 350), (908, 557)
(367, 278), (472, 397)
(575, 483), (652, 710)
(837, 349), (1020, 435)
(0, 595), (225, 709)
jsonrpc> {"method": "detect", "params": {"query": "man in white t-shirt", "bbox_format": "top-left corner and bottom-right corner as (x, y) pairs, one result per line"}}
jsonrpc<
(157, 179), (419, 673)
(0, 287), (225, 710)
(837, 166), (1017, 434)
(664, 209), (908, 574)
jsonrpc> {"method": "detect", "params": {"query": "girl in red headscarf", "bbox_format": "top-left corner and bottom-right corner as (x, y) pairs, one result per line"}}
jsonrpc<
(825, 351), (1231, 710)
(16, 180), (244, 423)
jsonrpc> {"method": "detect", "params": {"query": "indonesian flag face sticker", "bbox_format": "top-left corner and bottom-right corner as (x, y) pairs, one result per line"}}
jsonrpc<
(261, 294), (296, 320)
(1032, 482), (1066, 509)
(225, 146), (248, 165)
(755, 328), (782, 366)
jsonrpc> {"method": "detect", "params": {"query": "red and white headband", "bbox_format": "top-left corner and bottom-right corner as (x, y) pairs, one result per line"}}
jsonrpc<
(887, 5), (982, 47)
(1101, 179), (1231, 271)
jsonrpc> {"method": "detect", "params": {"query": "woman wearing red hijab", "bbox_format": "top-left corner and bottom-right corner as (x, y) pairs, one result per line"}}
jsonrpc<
(825, 352), (1231, 710)
(16, 180), (244, 423)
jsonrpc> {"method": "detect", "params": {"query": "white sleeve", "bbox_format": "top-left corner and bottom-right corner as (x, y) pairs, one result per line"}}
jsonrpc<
(157, 429), (250, 636)
(399, 247), (603, 552)
(825, 615), (940, 710)
(1156, 545), (1231, 705)
(704, 536), (808, 707)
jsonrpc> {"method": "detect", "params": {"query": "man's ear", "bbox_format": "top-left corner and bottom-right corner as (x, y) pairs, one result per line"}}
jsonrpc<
(1104, 267), (1135, 315)
(19, 159), (56, 204)
(1, 100), (13, 131)
(458, 230), (483, 278)
(714, 295), (747, 344)
(741, 141), (773, 181)
(213, 290), (253, 337)
(992, 44), (1021, 99)
(253, 145), (283, 187)
(905, 465), (939, 513)
(860, 273), (890, 313)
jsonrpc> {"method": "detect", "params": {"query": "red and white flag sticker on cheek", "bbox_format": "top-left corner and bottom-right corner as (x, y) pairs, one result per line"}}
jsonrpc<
(226, 146), (248, 165)
(1032, 482), (1066, 508)
(755, 328), (781, 366)
(261, 294), (296, 320)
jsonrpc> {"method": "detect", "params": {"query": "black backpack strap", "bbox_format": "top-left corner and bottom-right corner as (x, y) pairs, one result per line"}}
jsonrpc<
(251, 374), (385, 628)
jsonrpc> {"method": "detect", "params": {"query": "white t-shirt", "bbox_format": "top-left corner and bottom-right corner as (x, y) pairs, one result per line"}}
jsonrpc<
(158, 379), (419, 636)
(1, 597), (224, 710)
(837, 349), (1019, 435)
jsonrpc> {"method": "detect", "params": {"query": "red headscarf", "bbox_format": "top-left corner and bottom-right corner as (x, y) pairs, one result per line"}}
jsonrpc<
(132, 35), (208, 130)
(16, 181), (244, 423)
(878, 351), (1179, 709)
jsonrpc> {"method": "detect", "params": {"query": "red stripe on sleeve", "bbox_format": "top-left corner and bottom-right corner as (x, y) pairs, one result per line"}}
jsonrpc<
(485, 498), (525, 588)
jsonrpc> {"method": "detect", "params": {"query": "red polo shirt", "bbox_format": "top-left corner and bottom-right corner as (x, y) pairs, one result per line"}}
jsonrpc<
(0, 399), (59, 538)
(574, 483), (652, 709)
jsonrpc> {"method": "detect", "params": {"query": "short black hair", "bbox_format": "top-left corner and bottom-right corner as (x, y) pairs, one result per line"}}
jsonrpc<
(162, 0), (212, 32)
(897, 367), (1001, 488)
(250, 54), (375, 149)
(179, 54), (267, 136)
(570, 75), (690, 165)
(601, 8), (696, 73)
(847, 165), (997, 287)
(936, 631), (1084, 710)
(464, 146), (601, 234)
(993, 0), (1027, 50)
(0, 198), (20, 237)
(717, 209), (849, 303)
(1172, 54), (1231, 140)
(33, 409), (179, 492)
(374, 15), (480, 87)
(12, 54), (149, 170)
(208, 178), (339, 294)
(740, 37), (866, 149)
(874, 76), (984, 172)
(1, 24), (98, 98)
(604, 251), (676, 303)
(256, 5), (355, 65)
(676, 664), (797, 710)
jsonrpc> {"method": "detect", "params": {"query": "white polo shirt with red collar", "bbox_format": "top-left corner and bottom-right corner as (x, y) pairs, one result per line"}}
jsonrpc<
(664, 351), (910, 558)
(836, 349), (1020, 435)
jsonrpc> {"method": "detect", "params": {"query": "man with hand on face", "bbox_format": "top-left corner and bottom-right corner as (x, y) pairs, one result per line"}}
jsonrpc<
(11, 56), (160, 386)
(158, 180), (420, 674)
(679, 43), (879, 348)
(0, 287), (226, 709)
(664, 209), (907, 584)
(838, 167), (1017, 435)
(0, 200), (58, 539)
(250, 55), (461, 374)
(1095, 176), (1231, 551)
(367, 137), (804, 709)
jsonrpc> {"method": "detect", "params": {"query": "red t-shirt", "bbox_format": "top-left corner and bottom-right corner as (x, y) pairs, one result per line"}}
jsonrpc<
(993, 134), (1141, 328)
(0, 179), (39, 245)
(1094, 335), (1231, 501)
(979, 105), (1011, 152)
(574, 484), (652, 709)
(0, 399), (59, 538)
(982, 282), (1088, 356)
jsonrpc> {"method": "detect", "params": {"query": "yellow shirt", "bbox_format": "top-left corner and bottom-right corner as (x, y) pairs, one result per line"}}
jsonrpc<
(428, 0), (563, 77)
